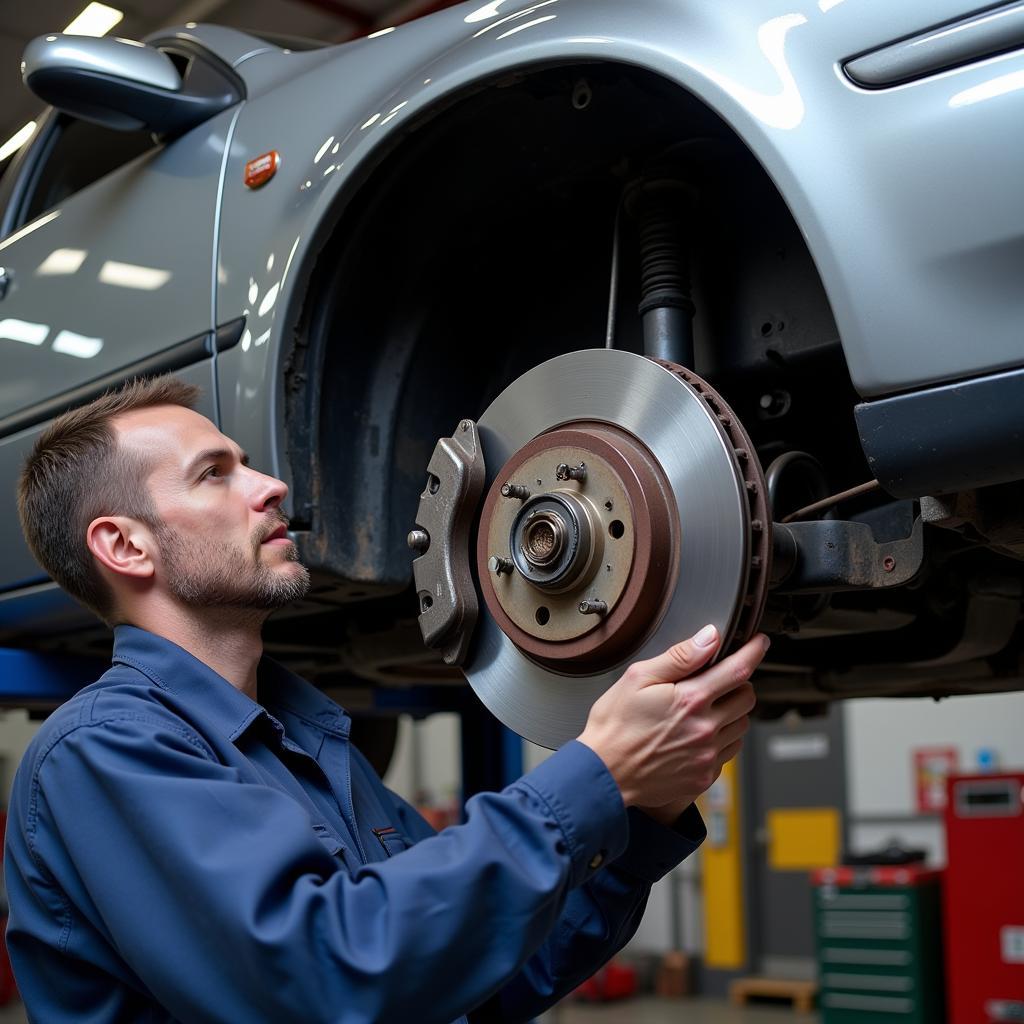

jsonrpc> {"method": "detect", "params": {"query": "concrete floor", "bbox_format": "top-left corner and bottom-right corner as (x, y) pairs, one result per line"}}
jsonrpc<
(548, 997), (818, 1023)
(0, 994), (820, 1022)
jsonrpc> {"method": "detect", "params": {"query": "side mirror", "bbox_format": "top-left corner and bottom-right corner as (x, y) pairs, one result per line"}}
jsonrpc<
(22, 34), (241, 136)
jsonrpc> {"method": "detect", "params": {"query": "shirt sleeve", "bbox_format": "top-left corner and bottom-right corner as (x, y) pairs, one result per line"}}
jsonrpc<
(387, 746), (706, 1024)
(28, 712), (631, 1024)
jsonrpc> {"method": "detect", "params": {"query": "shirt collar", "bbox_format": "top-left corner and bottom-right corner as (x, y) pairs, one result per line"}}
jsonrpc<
(258, 657), (351, 738)
(110, 625), (348, 743)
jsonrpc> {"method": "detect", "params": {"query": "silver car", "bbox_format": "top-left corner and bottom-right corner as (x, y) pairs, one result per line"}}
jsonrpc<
(1, 0), (1022, 739)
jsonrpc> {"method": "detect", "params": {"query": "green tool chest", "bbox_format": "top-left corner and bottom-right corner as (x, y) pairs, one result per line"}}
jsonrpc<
(811, 866), (944, 1023)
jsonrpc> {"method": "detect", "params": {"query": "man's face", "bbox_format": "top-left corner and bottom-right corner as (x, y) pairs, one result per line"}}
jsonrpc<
(113, 405), (310, 612)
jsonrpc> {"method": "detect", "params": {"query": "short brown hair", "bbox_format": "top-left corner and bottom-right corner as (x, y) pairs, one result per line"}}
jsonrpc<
(17, 376), (200, 623)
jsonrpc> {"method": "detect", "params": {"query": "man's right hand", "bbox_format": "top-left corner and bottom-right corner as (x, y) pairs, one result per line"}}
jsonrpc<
(577, 625), (768, 813)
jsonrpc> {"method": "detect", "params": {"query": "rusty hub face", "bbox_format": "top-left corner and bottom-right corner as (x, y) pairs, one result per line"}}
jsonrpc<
(477, 424), (677, 672)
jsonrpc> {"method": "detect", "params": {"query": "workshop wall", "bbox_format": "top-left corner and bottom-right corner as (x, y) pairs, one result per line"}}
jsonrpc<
(0, 710), (41, 799)
(844, 690), (1024, 865)
(385, 713), (461, 813)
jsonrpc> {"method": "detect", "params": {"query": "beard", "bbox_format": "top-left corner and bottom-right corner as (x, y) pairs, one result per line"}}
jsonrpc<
(155, 512), (311, 611)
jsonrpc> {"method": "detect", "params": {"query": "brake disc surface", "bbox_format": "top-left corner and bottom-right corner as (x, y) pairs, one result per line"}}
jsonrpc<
(466, 348), (761, 749)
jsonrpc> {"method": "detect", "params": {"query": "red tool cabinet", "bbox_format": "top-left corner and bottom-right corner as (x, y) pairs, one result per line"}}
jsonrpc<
(943, 773), (1024, 1022)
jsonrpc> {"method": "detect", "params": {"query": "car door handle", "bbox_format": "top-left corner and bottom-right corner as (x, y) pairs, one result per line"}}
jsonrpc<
(0, 267), (10, 300)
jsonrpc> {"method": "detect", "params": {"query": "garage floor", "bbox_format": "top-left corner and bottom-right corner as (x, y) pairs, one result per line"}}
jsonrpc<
(549, 997), (817, 1023)
(0, 996), (818, 1022)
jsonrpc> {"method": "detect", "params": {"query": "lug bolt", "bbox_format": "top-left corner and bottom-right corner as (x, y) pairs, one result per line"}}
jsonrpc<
(578, 598), (607, 616)
(501, 482), (531, 500)
(556, 462), (587, 483)
(488, 555), (515, 576)
(407, 529), (429, 553)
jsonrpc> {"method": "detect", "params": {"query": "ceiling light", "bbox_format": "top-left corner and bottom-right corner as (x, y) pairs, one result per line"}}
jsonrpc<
(63, 2), (123, 38)
(0, 122), (36, 164)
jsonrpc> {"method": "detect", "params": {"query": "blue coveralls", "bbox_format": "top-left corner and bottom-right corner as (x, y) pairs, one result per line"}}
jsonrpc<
(4, 626), (704, 1022)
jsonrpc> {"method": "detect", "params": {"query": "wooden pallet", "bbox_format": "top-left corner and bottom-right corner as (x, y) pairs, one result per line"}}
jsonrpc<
(729, 976), (817, 1013)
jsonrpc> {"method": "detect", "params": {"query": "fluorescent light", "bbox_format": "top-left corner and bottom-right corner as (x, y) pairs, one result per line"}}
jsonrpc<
(52, 329), (103, 358)
(64, 2), (123, 37)
(0, 122), (36, 163)
(0, 319), (49, 346)
(367, 27), (395, 38)
(37, 248), (87, 276)
(98, 260), (171, 290)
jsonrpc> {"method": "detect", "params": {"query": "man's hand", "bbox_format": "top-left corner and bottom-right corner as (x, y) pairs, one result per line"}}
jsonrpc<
(578, 625), (768, 815)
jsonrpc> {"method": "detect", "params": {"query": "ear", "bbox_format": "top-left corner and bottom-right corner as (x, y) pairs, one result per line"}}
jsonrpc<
(86, 517), (156, 581)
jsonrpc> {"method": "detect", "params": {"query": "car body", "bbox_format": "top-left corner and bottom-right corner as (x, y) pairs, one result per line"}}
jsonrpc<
(1, 0), (1023, 708)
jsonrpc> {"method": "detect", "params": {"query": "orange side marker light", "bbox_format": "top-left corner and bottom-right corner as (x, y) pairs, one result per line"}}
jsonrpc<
(245, 151), (280, 189)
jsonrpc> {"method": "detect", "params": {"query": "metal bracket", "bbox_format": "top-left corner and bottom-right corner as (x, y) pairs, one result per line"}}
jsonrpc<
(408, 420), (485, 665)
(772, 516), (924, 594)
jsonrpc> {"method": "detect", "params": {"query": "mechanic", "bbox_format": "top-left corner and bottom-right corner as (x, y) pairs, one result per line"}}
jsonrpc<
(6, 375), (765, 1023)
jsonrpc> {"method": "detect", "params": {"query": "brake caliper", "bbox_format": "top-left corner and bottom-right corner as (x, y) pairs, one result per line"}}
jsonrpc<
(407, 419), (485, 665)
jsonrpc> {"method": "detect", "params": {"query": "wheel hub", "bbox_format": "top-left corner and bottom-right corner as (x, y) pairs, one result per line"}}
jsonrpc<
(477, 424), (678, 670)
(410, 348), (770, 748)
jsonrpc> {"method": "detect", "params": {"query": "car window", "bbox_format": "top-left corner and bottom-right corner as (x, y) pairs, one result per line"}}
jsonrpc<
(15, 115), (157, 228)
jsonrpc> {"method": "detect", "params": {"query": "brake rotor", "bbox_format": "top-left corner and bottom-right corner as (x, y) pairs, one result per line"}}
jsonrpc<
(465, 348), (770, 749)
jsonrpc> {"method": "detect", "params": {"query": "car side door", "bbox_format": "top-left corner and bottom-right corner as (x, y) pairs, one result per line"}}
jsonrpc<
(0, 98), (237, 593)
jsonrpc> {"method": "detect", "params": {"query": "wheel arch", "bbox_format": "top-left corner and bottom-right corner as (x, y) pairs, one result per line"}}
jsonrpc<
(269, 52), (843, 595)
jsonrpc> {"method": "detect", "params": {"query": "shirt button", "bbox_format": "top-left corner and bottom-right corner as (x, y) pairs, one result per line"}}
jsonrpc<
(589, 852), (605, 870)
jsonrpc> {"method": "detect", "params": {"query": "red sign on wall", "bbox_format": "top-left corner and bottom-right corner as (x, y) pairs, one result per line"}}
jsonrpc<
(914, 747), (959, 812)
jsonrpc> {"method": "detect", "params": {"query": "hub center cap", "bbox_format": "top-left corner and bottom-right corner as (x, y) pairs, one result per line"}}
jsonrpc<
(514, 497), (577, 581)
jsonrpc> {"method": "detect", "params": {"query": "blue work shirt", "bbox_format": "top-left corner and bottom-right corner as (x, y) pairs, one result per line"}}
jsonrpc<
(5, 625), (705, 1023)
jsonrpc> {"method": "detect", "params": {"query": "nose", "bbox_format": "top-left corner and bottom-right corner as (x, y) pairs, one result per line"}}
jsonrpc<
(248, 467), (288, 512)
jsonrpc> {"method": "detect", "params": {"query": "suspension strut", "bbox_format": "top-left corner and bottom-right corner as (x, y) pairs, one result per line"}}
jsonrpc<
(628, 180), (696, 368)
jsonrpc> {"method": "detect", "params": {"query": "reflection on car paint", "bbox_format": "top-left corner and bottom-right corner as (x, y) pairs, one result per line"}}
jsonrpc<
(52, 329), (102, 359)
(98, 260), (171, 290)
(257, 281), (279, 317)
(36, 248), (87, 276)
(950, 67), (1024, 108)
(465, 2), (509, 24)
(0, 210), (60, 253)
(494, 15), (557, 42)
(700, 13), (809, 131)
(0, 319), (48, 346)
(471, 0), (559, 39)
(0, 319), (103, 359)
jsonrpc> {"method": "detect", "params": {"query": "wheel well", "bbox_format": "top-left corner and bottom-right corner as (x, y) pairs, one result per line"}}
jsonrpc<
(283, 60), (848, 597)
